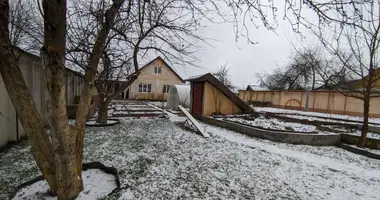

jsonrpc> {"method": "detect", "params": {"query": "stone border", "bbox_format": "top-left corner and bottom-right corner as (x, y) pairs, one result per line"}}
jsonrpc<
(340, 134), (380, 150)
(272, 111), (380, 125)
(336, 143), (380, 160)
(85, 118), (120, 127)
(268, 112), (380, 133)
(9, 162), (121, 199)
(202, 116), (341, 146)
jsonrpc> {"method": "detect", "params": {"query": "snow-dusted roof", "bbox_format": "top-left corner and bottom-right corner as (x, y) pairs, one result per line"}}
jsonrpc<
(247, 85), (269, 91)
(184, 73), (208, 81)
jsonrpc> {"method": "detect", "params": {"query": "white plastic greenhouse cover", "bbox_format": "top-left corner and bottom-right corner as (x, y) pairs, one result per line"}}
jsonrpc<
(166, 85), (190, 110)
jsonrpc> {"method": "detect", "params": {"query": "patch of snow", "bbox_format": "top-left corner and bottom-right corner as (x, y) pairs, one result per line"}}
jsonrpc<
(203, 122), (380, 178)
(86, 120), (119, 125)
(225, 116), (317, 132)
(254, 107), (380, 124)
(345, 131), (380, 140)
(112, 111), (162, 115)
(3, 118), (380, 200)
(12, 169), (117, 200)
(119, 188), (135, 199)
(185, 73), (206, 80)
(124, 105), (152, 107)
(146, 102), (186, 122)
(122, 107), (158, 111)
(147, 101), (167, 107)
(281, 114), (364, 126)
(346, 144), (380, 155)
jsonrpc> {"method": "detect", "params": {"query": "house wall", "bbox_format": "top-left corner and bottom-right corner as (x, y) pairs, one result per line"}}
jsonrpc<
(129, 58), (182, 100)
(0, 51), (48, 147)
(238, 90), (380, 117)
(203, 82), (242, 116)
(66, 70), (84, 105)
(0, 50), (84, 148)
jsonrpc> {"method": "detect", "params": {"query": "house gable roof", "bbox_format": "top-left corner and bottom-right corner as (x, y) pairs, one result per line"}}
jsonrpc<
(139, 56), (184, 82)
(186, 73), (252, 113)
(13, 46), (84, 78)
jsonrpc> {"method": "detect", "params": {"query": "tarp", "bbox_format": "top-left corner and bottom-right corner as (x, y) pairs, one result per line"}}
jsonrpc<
(167, 85), (190, 110)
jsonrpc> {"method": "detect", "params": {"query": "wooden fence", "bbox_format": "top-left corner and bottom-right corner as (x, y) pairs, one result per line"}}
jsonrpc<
(238, 90), (380, 117)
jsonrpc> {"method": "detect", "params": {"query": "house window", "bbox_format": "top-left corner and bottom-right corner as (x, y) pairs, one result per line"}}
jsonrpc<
(163, 85), (170, 93)
(138, 83), (152, 93)
(154, 66), (162, 74)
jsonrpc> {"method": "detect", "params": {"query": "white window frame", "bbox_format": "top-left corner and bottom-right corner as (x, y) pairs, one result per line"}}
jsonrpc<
(163, 85), (170, 93)
(138, 83), (152, 93)
(154, 66), (162, 74)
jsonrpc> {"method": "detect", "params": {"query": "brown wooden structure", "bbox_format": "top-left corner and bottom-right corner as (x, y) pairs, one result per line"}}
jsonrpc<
(186, 73), (252, 118)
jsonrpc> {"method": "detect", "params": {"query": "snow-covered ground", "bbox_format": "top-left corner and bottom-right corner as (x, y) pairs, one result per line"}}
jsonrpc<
(86, 119), (119, 125)
(347, 144), (380, 155)
(1, 118), (380, 199)
(147, 101), (167, 108)
(281, 114), (364, 125)
(226, 116), (317, 132)
(12, 169), (117, 200)
(106, 101), (163, 117)
(254, 107), (380, 124)
(345, 130), (380, 140)
(112, 111), (163, 115)
(121, 107), (159, 111)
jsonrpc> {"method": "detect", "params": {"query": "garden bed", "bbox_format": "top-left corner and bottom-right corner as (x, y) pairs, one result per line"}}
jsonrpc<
(1, 119), (380, 199)
(204, 117), (340, 145)
(224, 115), (317, 133)
(254, 106), (380, 124)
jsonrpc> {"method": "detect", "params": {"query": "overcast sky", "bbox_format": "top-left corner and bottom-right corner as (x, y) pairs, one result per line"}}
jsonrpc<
(182, 20), (297, 89)
(171, 3), (316, 89)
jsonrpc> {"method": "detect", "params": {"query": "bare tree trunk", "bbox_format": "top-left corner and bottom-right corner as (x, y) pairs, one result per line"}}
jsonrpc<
(0, 0), (58, 194)
(42, 0), (82, 199)
(95, 74), (138, 123)
(359, 97), (370, 147)
(74, 0), (125, 178)
(96, 101), (109, 124)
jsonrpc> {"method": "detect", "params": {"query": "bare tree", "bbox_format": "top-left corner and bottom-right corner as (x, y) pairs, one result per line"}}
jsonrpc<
(66, 0), (209, 124)
(256, 66), (305, 91)
(9, 0), (42, 53)
(310, 1), (380, 147)
(257, 46), (352, 91)
(213, 63), (235, 90)
(1, 0), (125, 198)
(1, 0), (363, 198)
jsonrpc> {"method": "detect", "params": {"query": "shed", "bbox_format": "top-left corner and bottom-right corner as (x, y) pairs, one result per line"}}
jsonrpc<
(185, 73), (252, 118)
(166, 85), (191, 110)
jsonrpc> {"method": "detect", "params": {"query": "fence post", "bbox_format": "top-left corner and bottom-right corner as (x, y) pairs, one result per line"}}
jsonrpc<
(305, 88), (310, 111)
(327, 91), (331, 113)
(344, 96), (347, 115)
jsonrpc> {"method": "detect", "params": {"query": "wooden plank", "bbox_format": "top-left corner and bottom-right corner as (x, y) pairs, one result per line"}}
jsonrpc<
(178, 105), (209, 138)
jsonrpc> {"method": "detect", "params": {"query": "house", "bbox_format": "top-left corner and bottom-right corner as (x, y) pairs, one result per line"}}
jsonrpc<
(122, 56), (184, 100)
(186, 73), (252, 117)
(0, 48), (85, 148)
